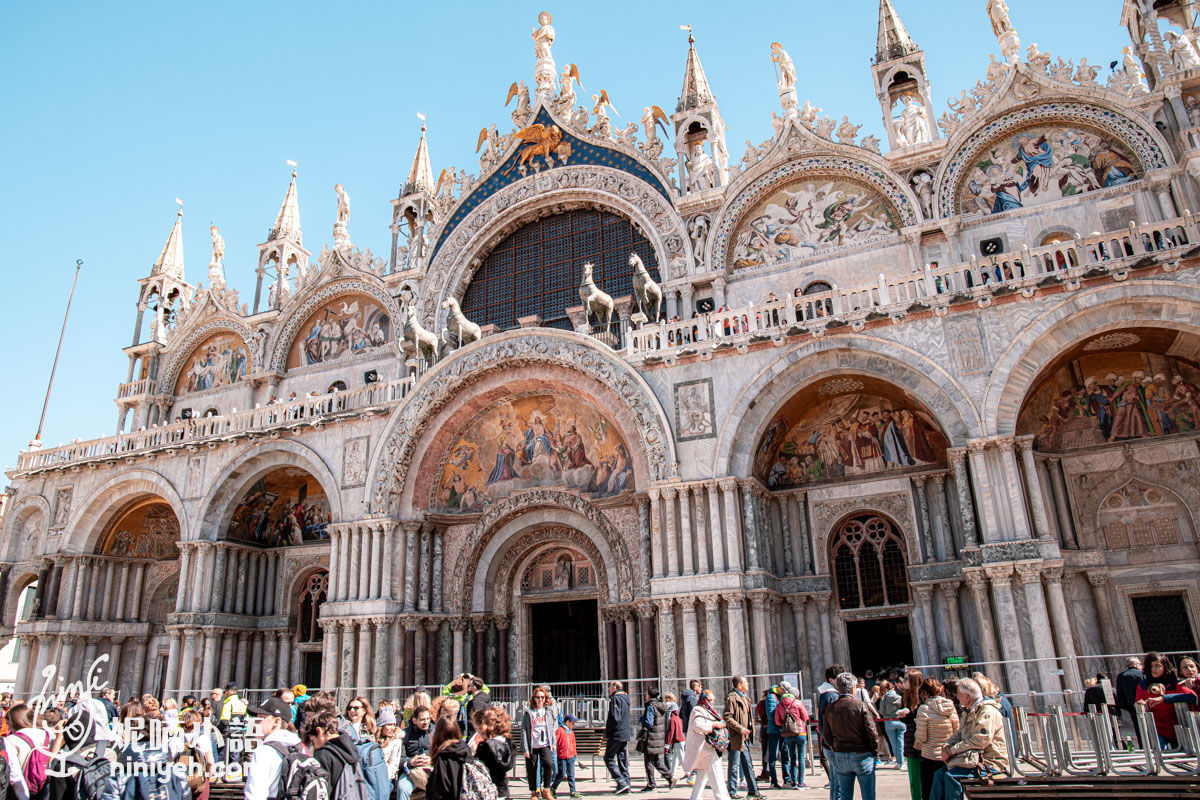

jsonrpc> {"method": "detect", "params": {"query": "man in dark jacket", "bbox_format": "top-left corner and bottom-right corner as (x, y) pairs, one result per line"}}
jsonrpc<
(396, 706), (433, 800)
(817, 664), (844, 800)
(464, 677), (492, 735)
(821, 673), (879, 800)
(640, 689), (675, 791)
(1115, 657), (1144, 746)
(315, 724), (364, 799)
(605, 680), (632, 794)
(680, 680), (702, 730)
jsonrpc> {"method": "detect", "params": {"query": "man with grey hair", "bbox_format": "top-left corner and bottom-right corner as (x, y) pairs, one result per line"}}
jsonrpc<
(1115, 656), (1144, 744)
(929, 677), (1008, 800)
(820, 672), (878, 800)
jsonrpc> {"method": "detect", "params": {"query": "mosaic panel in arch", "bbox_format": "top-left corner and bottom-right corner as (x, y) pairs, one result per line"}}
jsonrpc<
(432, 392), (634, 514)
(754, 376), (948, 489)
(520, 547), (595, 595)
(287, 295), (391, 369)
(97, 499), (180, 559)
(959, 123), (1139, 216)
(1016, 329), (1200, 450)
(227, 467), (330, 546)
(174, 332), (249, 394)
(729, 177), (899, 269)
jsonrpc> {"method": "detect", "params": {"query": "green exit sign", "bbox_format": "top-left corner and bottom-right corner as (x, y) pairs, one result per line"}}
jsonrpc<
(943, 656), (969, 666)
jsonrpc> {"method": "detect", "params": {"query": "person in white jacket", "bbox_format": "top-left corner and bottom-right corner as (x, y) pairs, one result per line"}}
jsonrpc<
(682, 690), (731, 800)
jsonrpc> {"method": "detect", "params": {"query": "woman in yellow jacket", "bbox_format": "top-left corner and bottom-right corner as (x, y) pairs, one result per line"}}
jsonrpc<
(913, 678), (958, 800)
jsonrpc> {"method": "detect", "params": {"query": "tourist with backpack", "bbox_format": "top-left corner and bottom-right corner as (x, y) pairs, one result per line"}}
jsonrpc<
(5, 703), (51, 800)
(395, 706), (433, 800)
(472, 707), (512, 800)
(773, 681), (810, 789)
(310, 710), (370, 800)
(427, 718), (493, 800)
(176, 710), (214, 800)
(244, 698), (314, 800)
(117, 699), (187, 800)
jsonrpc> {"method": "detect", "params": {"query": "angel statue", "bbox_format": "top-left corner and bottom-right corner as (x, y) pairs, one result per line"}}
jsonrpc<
(770, 42), (796, 90)
(642, 105), (668, 144)
(800, 100), (821, 129)
(435, 167), (457, 206)
(987, 0), (1013, 37)
(506, 80), (532, 128)
(590, 90), (617, 139)
(558, 63), (583, 113)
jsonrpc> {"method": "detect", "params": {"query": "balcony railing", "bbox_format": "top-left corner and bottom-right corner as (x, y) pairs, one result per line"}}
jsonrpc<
(14, 377), (415, 473)
(628, 214), (1197, 356)
(117, 378), (157, 399)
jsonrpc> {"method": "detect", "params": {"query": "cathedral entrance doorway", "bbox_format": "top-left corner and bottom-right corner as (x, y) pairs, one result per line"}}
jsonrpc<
(845, 617), (914, 675)
(529, 599), (601, 684)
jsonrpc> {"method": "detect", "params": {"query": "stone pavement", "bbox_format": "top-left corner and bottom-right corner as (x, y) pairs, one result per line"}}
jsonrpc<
(530, 754), (914, 800)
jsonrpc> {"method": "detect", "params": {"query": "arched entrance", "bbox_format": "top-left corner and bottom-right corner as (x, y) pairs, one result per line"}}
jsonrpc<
(831, 514), (915, 675)
(518, 544), (601, 684)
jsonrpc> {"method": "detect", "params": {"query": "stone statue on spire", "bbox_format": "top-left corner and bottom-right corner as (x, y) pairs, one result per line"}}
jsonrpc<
(532, 11), (557, 98)
(987, 0), (1021, 63)
(209, 225), (226, 289)
(771, 42), (799, 118)
(333, 183), (351, 248)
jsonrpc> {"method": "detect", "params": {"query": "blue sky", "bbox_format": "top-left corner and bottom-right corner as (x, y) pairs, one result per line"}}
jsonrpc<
(0, 1), (1132, 476)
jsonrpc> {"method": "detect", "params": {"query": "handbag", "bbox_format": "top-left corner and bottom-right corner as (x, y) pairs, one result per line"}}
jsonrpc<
(704, 726), (730, 756)
(635, 728), (648, 755)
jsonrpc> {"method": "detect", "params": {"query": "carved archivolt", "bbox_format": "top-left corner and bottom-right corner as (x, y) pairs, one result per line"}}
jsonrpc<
(489, 527), (610, 614)
(452, 488), (634, 613)
(422, 165), (691, 328)
(158, 317), (256, 398)
(268, 278), (401, 373)
(365, 330), (677, 515)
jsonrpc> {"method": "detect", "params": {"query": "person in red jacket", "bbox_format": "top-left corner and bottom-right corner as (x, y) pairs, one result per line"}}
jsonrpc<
(664, 693), (687, 781)
(553, 713), (581, 797)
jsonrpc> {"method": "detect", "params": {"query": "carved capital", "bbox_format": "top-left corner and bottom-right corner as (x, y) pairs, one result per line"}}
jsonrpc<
(913, 583), (935, 602)
(940, 580), (961, 600)
(635, 601), (657, 619)
(912, 475), (928, 489)
(931, 472), (947, 488)
(786, 594), (806, 611)
(1014, 434), (1036, 455)
(422, 617), (442, 632)
(401, 616), (422, 632)
(699, 594), (722, 611)
(401, 519), (424, 535)
(1087, 571), (1109, 588)
(1013, 563), (1042, 584)
(814, 593), (830, 611)
(947, 447), (967, 466)
(716, 477), (740, 493)
(368, 616), (390, 627)
(495, 613), (513, 631)
(984, 566), (1014, 588)
(963, 570), (988, 591)
(471, 616), (491, 633)
(660, 486), (677, 501)
(967, 439), (990, 455)
(726, 592), (747, 611)
(1041, 565), (1064, 584)
(654, 598), (675, 614)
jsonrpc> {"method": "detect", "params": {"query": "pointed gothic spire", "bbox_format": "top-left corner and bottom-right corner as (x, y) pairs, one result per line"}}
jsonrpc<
(270, 165), (303, 245)
(877, 0), (918, 62)
(404, 121), (435, 197)
(152, 204), (185, 280)
(677, 30), (715, 113)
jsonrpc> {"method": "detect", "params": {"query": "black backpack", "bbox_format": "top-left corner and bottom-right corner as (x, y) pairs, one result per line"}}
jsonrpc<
(266, 742), (331, 800)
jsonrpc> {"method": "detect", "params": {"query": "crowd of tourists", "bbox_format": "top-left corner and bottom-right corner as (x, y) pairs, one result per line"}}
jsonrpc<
(0, 652), (1189, 800)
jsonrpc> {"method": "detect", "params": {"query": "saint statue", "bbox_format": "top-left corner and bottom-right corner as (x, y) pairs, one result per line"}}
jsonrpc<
(687, 142), (715, 192)
(532, 11), (554, 61)
(771, 42), (796, 91)
(894, 95), (930, 147)
(335, 183), (350, 225)
(987, 0), (1012, 37)
(1166, 31), (1200, 71)
(209, 225), (225, 264)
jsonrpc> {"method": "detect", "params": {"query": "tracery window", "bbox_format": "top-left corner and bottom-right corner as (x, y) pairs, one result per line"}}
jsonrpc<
(297, 571), (328, 643)
(460, 209), (660, 332)
(832, 516), (910, 609)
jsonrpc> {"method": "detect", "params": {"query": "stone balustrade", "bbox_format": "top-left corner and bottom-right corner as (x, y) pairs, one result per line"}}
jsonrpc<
(117, 378), (156, 399)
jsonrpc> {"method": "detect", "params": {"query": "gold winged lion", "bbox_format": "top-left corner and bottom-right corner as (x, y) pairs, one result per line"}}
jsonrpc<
(502, 123), (563, 176)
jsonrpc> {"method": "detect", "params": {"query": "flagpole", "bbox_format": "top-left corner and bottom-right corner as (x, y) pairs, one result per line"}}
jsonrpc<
(34, 259), (83, 446)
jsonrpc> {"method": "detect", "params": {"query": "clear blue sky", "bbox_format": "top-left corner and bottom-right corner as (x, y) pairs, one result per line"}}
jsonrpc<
(0, 1), (1132, 477)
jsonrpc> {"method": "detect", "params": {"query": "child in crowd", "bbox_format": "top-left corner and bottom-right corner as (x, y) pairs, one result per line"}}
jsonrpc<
(553, 713), (580, 798)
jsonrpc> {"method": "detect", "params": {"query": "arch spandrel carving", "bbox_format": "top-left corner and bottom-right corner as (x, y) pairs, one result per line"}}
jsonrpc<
(365, 329), (677, 517)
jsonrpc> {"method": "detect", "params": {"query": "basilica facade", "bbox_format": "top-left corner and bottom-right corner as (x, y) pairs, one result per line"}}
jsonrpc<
(5, 0), (1200, 702)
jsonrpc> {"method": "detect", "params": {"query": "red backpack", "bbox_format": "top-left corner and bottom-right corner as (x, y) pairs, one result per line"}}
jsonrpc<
(14, 731), (50, 796)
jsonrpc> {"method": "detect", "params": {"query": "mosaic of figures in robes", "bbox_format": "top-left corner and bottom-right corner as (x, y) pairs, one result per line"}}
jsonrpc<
(1016, 330), (1200, 450)
(754, 377), (947, 488)
(227, 467), (331, 546)
(433, 393), (634, 513)
(99, 500), (181, 559)
(177, 333), (249, 394)
(730, 177), (899, 269)
(960, 124), (1139, 215)
(288, 296), (391, 368)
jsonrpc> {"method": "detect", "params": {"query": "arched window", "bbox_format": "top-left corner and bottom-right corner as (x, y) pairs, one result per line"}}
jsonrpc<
(832, 516), (910, 609)
(297, 571), (328, 643)
(327, 381), (347, 393)
(461, 209), (661, 332)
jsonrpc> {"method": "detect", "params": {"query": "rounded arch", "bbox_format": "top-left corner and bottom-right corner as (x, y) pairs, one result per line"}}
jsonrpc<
(292, 568), (329, 644)
(492, 529), (609, 615)
(0, 495), (50, 563)
(421, 165), (690, 330)
(268, 278), (402, 373)
(158, 316), (256, 399)
(934, 96), (1171, 218)
(709, 151), (922, 272)
(195, 440), (343, 542)
(63, 470), (188, 554)
(829, 512), (911, 610)
(984, 282), (1200, 436)
(452, 489), (635, 614)
(364, 328), (677, 517)
(4, 571), (40, 629)
(713, 336), (981, 479)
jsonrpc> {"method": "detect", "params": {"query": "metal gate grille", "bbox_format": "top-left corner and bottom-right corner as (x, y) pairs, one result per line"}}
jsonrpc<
(461, 209), (660, 331)
(1131, 593), (1197, 653)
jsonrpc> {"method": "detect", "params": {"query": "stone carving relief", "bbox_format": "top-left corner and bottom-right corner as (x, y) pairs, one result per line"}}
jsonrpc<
(368, 332), (675, 515)
(342, 437), (369, 488)
(809, 491), (916, 573)
(490, 528), (609, 614)
(52, 487), (72, 530)
(674, 378), (715, 441)
(945, 316), (988, 374)
(1098, 480), (1193, 549)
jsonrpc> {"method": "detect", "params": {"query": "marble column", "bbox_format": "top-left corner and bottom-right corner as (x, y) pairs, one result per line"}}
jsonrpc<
(804, 598), (825, 677)
(101, 561), (118, 620)
(71, 558), (89, 619)
(913, 584), (936, 665)
(1015, 436), (1052, 540)
(740, 484), (761, 571)
(32, 636), (53, 691)
(912, 477), (935, 563)
(1041, 567), (1081, 693)
(222, 551), (237, 613)
(179, 628), (199, 691)
(778, 496), (796, 577)
(358, 528), (373, 602)
(56, 559), (77, 621)
(941, 581), (967, 657)
(339, 526), (353, 602)
(418, 527), (432, 613)
(86, 558), (102, 621)
(219, 635), (235, 685)
(967, 441), (1003, 542)
(423, 619), (438, 685)
(964, 571), (999, 663)
(382, 524), (395, 601)
(788, 596), (810, 682)
(201, 631), (219, 693)
(986, 567), (1029, 694)
(130, 563), (146, 621)
(679, 599), (701, 679)
(692, 487), (710, 574)
(815, 595), (835, 672)
(340, 621), (358, 690)
(701, 595), (723, 678)
(678, 487), (695, 576)
(245, 554), (260, 616)
(175, 546), (193, 613)
(662, 487), (680, 576)
(373, 617), (390, 692)
(348, 530), (363, 603)
(328, 529), (342, 602)
(451, 620), (466, 676)
(706, 486), (726, 572)
(263, 631), (278, 690)
(403, 522), (419, 611)
(432, 531), (444, 612)
(1045, 458), (1077, 549)
(234, 551), (249, 615)
(59, 636), (79, 683)
(1015, 564), (1060, 692)
(720, 480), (743, 571)
(614, 611), (629, 679)
(131, 637), (149, 697)
(996, 437), (1033, 540)
(797, 492), (813, 575)
(1087, 572), (1119, 655)
(114, 562), (131, 621)
(644, 492), (663, 579)
(164, 631), (182, 697)
(929, 475), (954, 560)
(497, 616), (511, 684)
(948, 449), (979, 547)
(656, 599), (677, 681)
(276, 631), (291, 688)
(748, 595), (771, 680)
(402, 619), (418, 686)
(236, 632), (251, 688)
(321, 622), (338, 689)
(356, 621), (372, 693)
(637, 602), (659, 678)
(370, 527), (383, 600)
(265, 553), (278, 615)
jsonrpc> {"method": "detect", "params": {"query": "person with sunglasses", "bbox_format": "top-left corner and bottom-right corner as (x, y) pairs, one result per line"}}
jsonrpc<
(520, 685), (559, 800)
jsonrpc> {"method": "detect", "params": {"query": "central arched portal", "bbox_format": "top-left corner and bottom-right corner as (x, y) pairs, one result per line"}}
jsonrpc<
(517, 542), (602, 685)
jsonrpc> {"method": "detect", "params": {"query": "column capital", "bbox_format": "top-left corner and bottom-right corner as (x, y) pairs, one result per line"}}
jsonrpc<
(495, 613), (513, 631)
(238, 630), (253, 642)
(654, 597), (675, 614)
(940, 579), (962, 599)
(716, 477), (740, 493)
(962, 570), (988, 591)
(134, 636), (151, 647)
(913, 583), (935, 602)
(85, 635), (102, 646)
(183, 627), (201, 640)
(992, 433), (1016, 449)
(931, 472), (947, 487)
(1014, 434), (1037, 454)
(947, 446), (967, 465)
(699, 594), (722, 611)
(1013, 563), (1042, 584)
(401, 616), (422, 632)
(813, 593), (830, 612)
(1087, 570), (1110, 588)
(984, 566), (1014, 588)
(368, 616), (391, 627)
(635, 600), (657, 619)
(660, 486), (677, 500)
(471, 616), (491, 633)
(450, 618), (471, 632)
(678, 598), (698, 616)
(786, 594), (806, 611)
(401, 519), (424, 535)
(422, 617), (441, 632)
(1041, 565), (1064, 584)
(967, 439), (990, 455)
(911, 474), (928, 488)
(341, 619), (359, 633)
